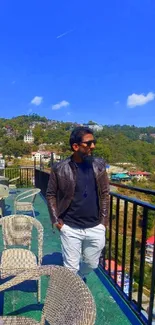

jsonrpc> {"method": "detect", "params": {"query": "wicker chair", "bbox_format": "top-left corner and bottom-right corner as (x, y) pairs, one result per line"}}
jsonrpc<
(0, 214), (43, 302)
(0, 185), (9, 199)
(0, 265), (96, 325)
(9, 176), (20, 189)
(14, 188), (41, 217)
(0, 185), (9, 218)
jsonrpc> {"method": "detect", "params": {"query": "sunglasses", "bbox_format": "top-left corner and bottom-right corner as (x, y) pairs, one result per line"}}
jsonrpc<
(80, 139), (97, 147)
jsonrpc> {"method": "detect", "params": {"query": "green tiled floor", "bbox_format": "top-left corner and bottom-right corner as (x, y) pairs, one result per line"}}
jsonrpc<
(0, 189), (132, 324)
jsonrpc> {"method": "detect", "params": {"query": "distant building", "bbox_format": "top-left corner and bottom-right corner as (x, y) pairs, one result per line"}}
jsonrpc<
(139, 133), (147, 140)
(111, 172), (131, 182)
(24, 130), (34, 143)
(105, 260), (130, 295)
(145, 236), (154, 264)
(83, 124), (103, 132)
(128, 171), (151, 181)
(31, 151), (60, 162)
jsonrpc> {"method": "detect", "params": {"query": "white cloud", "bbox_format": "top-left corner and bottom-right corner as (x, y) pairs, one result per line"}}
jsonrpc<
(114, 101), (120, 105)
(127, 92), (155, 108)
(31, 96), (43, 106)
(52, 100), (70, 110)
(56, 29), (74, 39)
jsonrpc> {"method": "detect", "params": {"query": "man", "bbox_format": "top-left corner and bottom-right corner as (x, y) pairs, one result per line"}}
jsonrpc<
(46, 126), (109, 279)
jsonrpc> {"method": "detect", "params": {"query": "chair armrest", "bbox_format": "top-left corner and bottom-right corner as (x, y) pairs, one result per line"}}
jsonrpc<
(0, 266), (60, 292)
(32, 218), (44, 263)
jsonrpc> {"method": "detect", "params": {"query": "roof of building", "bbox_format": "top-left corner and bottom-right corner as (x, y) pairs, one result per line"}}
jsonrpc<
(128, 171), (150, 176)
(111, 173), (131, 179)
(105, 260), (122, 271)
(146, 236), (155, 245)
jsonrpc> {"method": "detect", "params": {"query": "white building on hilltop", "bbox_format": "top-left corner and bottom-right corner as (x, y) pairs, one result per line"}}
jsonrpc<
(24, 130), (34, 144)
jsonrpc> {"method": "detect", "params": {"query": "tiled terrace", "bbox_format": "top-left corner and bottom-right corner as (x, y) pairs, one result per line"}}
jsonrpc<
(0, 189), (134, 324)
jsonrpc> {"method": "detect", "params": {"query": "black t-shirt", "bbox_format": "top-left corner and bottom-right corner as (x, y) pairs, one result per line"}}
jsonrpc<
(61, 161), (99, 228)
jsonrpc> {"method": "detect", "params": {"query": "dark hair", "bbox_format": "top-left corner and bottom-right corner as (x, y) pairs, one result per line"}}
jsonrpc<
(69, 126), (94, 151)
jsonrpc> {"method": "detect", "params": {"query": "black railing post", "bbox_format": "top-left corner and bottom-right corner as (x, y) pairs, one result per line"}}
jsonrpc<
(51, 152), (54, 167)
(114, 198), (120, 284)
(34, 156), (36, 170)
(108, 195), (113, 276)
(40, 155), (42, 170)
(137, 207), (148, 312)
(129, 203), (137, 301)
(121, 200), (128, 291)
(19, 167), (22, 186)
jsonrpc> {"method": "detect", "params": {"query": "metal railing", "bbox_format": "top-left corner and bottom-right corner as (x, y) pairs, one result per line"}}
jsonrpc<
(103, 188), (155, 325)
(4, 167), (35, 187)
(34, 168), (155, 324)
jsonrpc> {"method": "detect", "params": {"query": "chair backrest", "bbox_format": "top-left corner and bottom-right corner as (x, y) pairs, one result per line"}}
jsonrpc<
(15, 188), (41, 203)
(0, 266), (96, 325)
(41, 266), (96, 325)
(0, 215), (43, 257)
(9, 176), (20, 184)
(0, 185), (9, 199)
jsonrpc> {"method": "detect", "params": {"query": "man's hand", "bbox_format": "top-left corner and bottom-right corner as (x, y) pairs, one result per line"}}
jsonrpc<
(53, 219), (64, 231)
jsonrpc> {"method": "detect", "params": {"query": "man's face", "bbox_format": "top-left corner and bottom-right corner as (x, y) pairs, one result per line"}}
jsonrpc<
(72, 133), (96, 161)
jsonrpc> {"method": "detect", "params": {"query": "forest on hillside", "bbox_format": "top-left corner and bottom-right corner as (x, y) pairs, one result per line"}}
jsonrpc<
(0, 114), (155, 172)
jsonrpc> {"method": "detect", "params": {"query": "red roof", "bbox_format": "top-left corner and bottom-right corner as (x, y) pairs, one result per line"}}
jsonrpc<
(105, 260), (122, 271)
(128, 171), (150, 176)
(146, 236), (155, 245)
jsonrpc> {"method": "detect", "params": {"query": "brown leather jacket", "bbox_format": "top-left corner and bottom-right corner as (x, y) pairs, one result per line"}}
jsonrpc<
(46, 156), (110, 227)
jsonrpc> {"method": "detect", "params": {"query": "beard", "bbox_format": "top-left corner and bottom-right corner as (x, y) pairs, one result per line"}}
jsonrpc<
(78, 151), (94, 165)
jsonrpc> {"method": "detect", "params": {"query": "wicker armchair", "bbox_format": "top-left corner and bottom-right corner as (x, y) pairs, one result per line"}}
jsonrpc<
(0, 214), (43, 302)
(0, 185), (9, 198)
(0, 185), (9, 218)
(9, 176), (20, 189)
(14, 188), (41, 217)
(0, 266), (96, 325)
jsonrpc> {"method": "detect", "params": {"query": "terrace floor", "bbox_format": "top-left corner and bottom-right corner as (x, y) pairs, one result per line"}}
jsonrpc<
(0, 189), (135, 324)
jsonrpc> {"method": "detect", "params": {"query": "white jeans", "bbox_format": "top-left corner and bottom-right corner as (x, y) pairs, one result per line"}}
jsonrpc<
(60, 223), (105, 277)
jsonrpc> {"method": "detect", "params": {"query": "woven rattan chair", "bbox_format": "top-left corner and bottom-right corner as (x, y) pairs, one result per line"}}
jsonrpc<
(9, 176), (20, 189)
(0, 185), (9, 198)
(0, 185), (9, 218)
(0, 265), (96, 325)
(14, 188), (41, 217)
(0, 214), (43, 302)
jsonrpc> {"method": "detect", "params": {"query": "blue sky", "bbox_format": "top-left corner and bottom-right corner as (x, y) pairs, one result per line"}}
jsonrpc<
(0, 0), (155, 126)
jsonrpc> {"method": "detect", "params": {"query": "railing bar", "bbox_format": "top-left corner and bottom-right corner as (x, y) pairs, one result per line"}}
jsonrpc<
(22, 168), (24, 185)
(110, 181), (155, 196)
(148, 236), (155, 324)
(114, 198), (120, 283)
(26, 168), (28, 187)
(20, 168), (22, 186)
(129, 203), (137, 301)
(121, 200), (128, 291)
(108, 195), (113, 276)
(110, 192), (155, 211)
(137, 207), (148, 312)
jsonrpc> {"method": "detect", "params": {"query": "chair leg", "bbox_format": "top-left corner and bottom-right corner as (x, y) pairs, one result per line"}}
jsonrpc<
(32, 208), (35, 218)
(37, 278), (41, 303)
(0, 207), (2, 218)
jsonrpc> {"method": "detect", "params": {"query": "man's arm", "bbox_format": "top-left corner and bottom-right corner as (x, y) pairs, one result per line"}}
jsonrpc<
(99, 166), (110, 227)
(46, 169), (59, 225)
